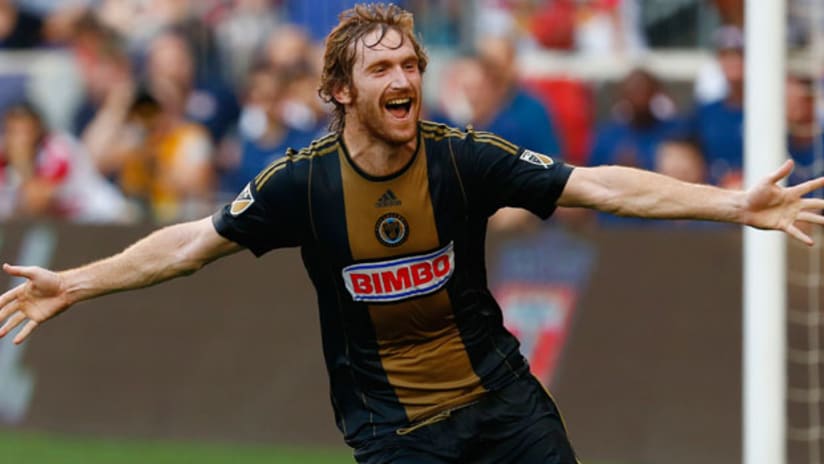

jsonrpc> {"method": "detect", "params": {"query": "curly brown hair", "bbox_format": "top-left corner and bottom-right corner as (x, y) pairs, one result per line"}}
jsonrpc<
(318, 3), (428, 133)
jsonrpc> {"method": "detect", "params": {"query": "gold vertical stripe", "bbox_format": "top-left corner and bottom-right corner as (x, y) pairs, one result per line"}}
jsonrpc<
(339, 141), (486, 421)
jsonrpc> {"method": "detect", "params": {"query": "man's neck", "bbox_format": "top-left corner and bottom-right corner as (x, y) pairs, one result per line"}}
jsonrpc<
(342, 123), (418, 178)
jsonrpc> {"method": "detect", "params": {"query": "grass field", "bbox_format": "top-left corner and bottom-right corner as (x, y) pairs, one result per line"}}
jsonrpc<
(0, 430), (637, 463)
(0, 431), (354, 464)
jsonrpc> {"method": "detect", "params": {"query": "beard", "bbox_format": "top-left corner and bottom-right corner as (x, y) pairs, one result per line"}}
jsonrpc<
(351, 92), (418, 146)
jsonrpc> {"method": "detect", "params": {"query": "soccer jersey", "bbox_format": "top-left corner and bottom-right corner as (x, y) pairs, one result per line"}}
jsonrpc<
(213, 121), (573, 446)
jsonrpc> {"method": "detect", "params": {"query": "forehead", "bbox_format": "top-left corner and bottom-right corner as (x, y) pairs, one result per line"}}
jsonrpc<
(354, 27), (417, 67)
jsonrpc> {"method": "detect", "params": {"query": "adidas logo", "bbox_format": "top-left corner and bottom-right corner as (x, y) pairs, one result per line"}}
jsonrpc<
(375, 189), (402, 208)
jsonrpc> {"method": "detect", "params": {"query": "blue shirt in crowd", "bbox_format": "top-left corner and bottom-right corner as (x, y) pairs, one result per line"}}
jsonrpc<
(789, 135), (824, 189)
(686, 99), (744, 186)
(431, 89), (561, 158)
(589, 118), (678, 171)
(588, 116), (678, 226)
(220, 128), (317, 195)
(483, 90), (562, 157)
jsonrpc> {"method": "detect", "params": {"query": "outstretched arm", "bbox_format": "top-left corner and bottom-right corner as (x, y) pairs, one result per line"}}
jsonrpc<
(0, 217), (242, 344)
(559, 160), (824, 244)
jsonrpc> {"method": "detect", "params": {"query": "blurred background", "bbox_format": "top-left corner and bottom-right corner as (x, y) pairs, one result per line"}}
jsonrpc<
(0, 0), (823, 463)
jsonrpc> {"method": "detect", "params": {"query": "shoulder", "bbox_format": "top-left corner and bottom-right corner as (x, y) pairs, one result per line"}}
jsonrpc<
(288, 132), (341, 163)
(420, 120), (513, 145)
(253, 132), (341, 190)
(420, 121), (521, 161)
(420, 120), (468, 139)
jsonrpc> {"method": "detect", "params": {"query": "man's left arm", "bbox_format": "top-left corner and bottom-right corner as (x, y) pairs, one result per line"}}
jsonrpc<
(558, 160), (824, 245)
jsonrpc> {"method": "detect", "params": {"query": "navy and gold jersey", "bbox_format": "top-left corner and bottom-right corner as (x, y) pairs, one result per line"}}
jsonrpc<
(213, 121), (573, 446)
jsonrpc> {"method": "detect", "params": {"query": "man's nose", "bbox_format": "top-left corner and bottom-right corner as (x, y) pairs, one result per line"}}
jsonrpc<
(389, 66), (411, 88)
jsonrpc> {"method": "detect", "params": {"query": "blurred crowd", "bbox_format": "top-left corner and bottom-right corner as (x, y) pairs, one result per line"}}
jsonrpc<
(0, 0), (821, 229)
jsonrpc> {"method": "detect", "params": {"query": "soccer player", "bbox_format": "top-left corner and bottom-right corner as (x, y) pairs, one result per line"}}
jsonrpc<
(1, 4), (823, 464)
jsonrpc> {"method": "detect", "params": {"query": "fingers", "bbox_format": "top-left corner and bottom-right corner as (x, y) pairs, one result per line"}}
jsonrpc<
(0, 299), (20, 328)
(766, 159), (795, 185)
(786, 223), (814, 246)
(0, 311), (27, 338)
(798, 211), (824, 226)
(801, 198), (824, 210)
(13, 320), (38, 345)
(791, 176), (824, 197)
(3, 263), (38, 280)
(0, 284), (22, 313)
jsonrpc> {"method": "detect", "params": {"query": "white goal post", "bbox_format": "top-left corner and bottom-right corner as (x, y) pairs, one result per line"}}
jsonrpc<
(743, 1), (788, 464)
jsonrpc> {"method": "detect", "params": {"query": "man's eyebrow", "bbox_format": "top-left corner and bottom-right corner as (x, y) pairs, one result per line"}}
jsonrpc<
(365, 59), (391, 71)
(365, 53), (418, 69)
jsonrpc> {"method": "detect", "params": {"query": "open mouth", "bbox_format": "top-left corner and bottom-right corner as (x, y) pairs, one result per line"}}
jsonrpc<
(384, 97), (413, 119)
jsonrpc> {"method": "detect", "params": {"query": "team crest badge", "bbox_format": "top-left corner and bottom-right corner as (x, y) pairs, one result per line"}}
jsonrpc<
(520, 149), (554, 168)
(375, 213), (409, 247)
(230, 183), (255, 216)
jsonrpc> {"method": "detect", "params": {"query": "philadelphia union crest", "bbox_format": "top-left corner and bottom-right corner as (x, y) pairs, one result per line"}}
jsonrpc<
(375, 213), (409, 247)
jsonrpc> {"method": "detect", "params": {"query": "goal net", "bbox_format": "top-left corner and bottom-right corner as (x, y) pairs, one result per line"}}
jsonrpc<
(787, 1), (824, 462)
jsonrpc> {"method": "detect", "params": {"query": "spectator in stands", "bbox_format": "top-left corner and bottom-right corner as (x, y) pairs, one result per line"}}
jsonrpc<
(685, 25), (745, 189)
(435, 35), (561, 157)
(786, 74), (824, 187)
(103, 91), (214, 223)
(433, 55), (489, 128)
(96, 0), (150, 54)
(0, 0), (44, 49)
(219, 64), (315, 196)
(282, 64), (331, 135)
(116, 0), (221, 81)
(263, 24), (316, 74)
(144, 30), (240, 144)
(589, 68), (678, 171)
(655, 137), (707, 185)
(588, 68), (679, 225)
(0, 102), (130, 223)
(70, 13), (134, 137)
(213, 0), (281, 87)
(474, 33), (562, 157)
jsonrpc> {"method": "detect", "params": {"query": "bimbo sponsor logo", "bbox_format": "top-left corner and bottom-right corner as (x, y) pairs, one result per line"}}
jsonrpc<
(342, 242), (455, 302)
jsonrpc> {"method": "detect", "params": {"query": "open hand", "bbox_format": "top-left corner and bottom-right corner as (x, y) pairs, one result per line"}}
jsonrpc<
(0, 264), (68, 344)
(744, 160), (824, 245)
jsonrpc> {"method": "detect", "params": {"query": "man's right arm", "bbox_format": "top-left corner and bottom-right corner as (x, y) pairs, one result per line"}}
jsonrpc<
(0, 217), (242, 344)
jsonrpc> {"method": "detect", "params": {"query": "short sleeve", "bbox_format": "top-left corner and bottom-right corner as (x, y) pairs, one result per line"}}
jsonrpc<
(212, 159), (303, 256)
(462, 131), (573, 219)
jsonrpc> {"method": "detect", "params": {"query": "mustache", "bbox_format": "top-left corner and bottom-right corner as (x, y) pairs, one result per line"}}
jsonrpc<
(381, 93), (416, 102)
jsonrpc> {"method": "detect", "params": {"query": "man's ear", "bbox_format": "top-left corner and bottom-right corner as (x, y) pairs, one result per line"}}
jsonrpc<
(333, 84), (352, 105)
